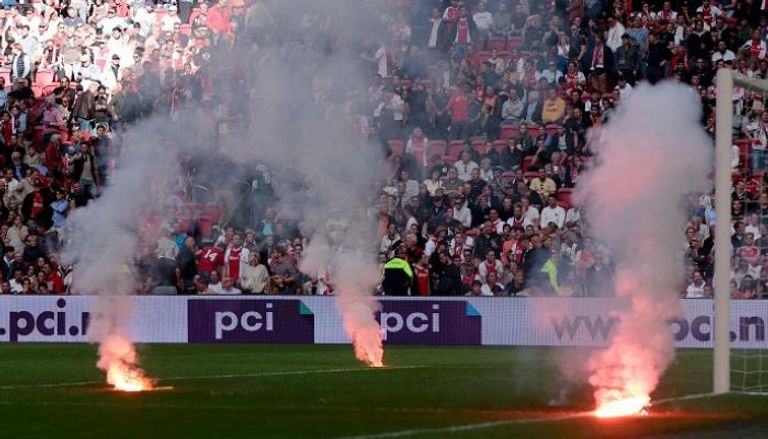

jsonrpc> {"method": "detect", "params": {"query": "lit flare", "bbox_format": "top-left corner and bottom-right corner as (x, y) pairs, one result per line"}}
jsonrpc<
(107, 360), (154, 392)
(594, 395), (650, 418)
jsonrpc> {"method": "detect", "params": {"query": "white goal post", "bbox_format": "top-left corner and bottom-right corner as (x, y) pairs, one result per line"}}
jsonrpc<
(713, 69), (768, 394)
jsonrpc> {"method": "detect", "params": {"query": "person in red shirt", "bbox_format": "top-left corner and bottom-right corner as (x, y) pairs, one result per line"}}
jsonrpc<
(42, 261), (65, 294)
(197, 241), (225, 280)
(737, 233), (760, 264)
(441, 86), (470, 141)
(207, 0), (232, 36)
(224, 234), (250, 281)
(413, 253), (431, 296)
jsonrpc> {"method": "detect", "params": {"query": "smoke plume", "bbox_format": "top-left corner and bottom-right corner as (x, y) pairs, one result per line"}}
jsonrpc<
(66, 118), (184, 390)
(67, 0), (387, 382)
(222, 1), (387, 366)
(574, 83), (712, 413)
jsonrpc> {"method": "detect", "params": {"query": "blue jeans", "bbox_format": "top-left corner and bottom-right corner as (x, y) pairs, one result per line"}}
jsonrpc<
(455, 43), (469, 62)
(752, 148), (767, 171)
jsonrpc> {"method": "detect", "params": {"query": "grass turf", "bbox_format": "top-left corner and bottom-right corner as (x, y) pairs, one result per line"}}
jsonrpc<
(0, 344), (767, 438)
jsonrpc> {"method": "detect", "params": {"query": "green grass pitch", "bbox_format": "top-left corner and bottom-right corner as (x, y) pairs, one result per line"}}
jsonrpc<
(1, 344), (768, 438)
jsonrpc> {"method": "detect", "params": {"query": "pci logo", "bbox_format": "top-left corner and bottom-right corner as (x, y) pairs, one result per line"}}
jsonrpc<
(0, 298), (90, 342)
(376, 300), (481, 345)
(187, 299), (314, 343)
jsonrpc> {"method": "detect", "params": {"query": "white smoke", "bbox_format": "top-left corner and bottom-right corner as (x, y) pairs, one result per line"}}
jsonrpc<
(66, 118), (183, 388)
(574, 82), (713, 411)
(223, 1), (387, 366)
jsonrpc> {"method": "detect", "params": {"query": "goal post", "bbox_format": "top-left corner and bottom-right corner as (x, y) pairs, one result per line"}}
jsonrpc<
(713, 68), (733, 394)
(714, 69), (768, 394)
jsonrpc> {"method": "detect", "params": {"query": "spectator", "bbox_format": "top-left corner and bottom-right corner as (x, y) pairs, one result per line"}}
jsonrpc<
(240, 252), (268, 294)
(686, 271), (707, 298)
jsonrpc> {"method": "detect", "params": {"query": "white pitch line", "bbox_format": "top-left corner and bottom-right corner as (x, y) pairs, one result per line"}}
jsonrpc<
(652, 390), (768, 406)
(0, 380), (102, 390)
(338, 412), (590, 439)
(340, 392), (743, 439)
(0, 365), (427, 390)
(651, 392), (720, 406)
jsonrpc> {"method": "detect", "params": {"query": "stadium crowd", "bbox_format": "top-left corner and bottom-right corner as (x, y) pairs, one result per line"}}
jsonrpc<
(0, 0), (761, 298)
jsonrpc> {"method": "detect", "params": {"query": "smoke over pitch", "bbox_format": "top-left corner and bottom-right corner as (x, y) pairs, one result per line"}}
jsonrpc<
(66, 118), (184, 391)
(223, 1), (387, 366)
(67, 0), (386, 381)
(574, 83), (712, 415)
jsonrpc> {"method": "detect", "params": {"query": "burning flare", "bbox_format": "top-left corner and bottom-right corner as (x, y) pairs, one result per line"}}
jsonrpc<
(343, 300), (384, 368)
(354, 329), (384, 368)
(98, 332), (154, 392)
(593, 394), (650, 418)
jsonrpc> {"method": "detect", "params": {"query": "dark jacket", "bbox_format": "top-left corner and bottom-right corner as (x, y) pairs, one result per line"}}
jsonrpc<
(73, 90), (96, 120)
(70, 152), (100, 185)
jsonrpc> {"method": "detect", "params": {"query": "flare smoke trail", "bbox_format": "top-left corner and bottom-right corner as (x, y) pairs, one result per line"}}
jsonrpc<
(220, 0), (387, 366)
(574, 83), (712, 414)
(66, 119), (182, 390)
(68, 0), (387, 380)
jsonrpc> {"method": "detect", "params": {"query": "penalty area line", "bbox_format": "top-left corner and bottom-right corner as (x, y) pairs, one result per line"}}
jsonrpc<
(338, 412), (590, 439)
(0, 365), (428, 390)
(652, 391), (768, 407)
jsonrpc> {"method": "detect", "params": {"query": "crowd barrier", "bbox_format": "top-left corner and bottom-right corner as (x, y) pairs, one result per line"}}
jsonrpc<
(0, 296), (766, 348)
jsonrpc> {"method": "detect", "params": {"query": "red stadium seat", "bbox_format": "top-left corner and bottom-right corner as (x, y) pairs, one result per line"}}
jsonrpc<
(522, 156), (534, 172)
(42, 83), (60, 96)
(471, 51), (491, 69)
(523, 171), (538, 180)
(556, 188), (574, 209)
(527, 125), (542, 139)
(180, 24), (192, 36)
(427, 140), (446, 158)
(487, 37), (506, 51)
(471, 140), (485, 155)
(500, 124), (518, 140)
(35, 68), (56, 85)
(493, 139), (507, 153)
(0, 67), (10, 86)
(507, 36), (524, 49)
(445, 141), (465, 162)
(31, 83), (43, 97)
(545, 124), (559, 135)
(387, 140), (405, 157)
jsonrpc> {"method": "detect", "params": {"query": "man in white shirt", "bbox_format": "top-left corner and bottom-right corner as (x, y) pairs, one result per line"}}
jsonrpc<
(218, 276), (242, 295)
(521, 198), (540, 228)
(606, 16), (625, 52)
(161, 8), (181, 32)
(480, 271), (504, 296)
(472, 2), (493, 37)
(685, 271), (706, 298)
(540, 197), (566, 229)
(452, 197), (472, 228)
(615, 77), (633, 100)
(695, 0), (721, 24)
(711, 40), (736, 63)
(209, 270), (224, 294)
(9, 269), (24, 294)
(98, 8), (127, 36)
(477, 249), (504, 282)
(454, 151), (479, 181)
(653, 1), (677, 21)
(380, 223), (401, 255)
